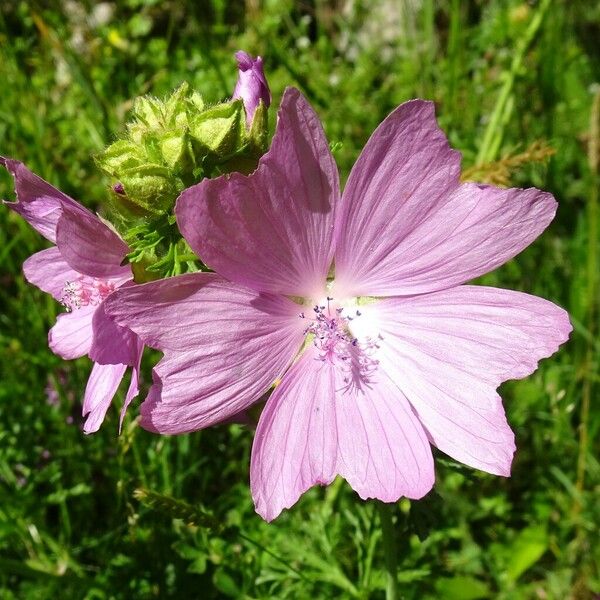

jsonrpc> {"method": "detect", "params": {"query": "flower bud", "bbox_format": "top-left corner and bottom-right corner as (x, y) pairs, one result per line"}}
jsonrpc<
(232, 51), (271, 125)
(96, 53), (273, 280)
(189, 101), (245, 159)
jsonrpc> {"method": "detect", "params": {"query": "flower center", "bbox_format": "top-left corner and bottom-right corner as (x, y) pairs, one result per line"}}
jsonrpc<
(299, 296), (381, 391)
(61, 277), (117, 311)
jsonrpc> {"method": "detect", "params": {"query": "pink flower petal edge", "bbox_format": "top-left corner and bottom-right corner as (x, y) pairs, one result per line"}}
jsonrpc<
(1, 156), (86, 242)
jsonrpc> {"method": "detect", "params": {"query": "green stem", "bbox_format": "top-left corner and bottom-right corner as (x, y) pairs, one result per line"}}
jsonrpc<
(176, 253), (199, 263)
(376, 502), (399, 600)
(476, 0), (551, 165)
(574, 89), (600, 524)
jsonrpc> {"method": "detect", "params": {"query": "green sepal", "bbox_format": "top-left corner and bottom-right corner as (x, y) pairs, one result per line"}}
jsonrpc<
(189, 100), (245, 158)
(158, 129), (196, 174)
(97, 140), (144, 174)
(131, 257), (161, 283)
(162, 82), (193, 128)
(132, 95), (163, 130)
(119, 164), (182, 214)
(248, 100), (269, 155)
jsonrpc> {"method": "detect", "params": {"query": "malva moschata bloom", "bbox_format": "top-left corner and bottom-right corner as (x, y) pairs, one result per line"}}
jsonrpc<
(104, 88), (571, 520)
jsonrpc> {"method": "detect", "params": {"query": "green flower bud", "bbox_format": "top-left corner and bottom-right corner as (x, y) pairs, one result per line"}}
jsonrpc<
(118, 164), (182, 214)
(189, 100), (245, 158)
(96, 53), (273, 280)
(158, 130), (196, 175)
(98, 140), (145, 174)
(131, 95), (163, 130)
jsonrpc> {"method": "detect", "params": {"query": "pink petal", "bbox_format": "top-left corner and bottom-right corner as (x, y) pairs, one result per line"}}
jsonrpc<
(23, 247), (81, 301)
(119, 340), (144, 433)
(176, 87), (339, 297)
(334, 100), (461, 295)
(89, 300), (140, 366)
(1, 157), (87, 242)
(103, 273), (306, 433)
(333, 102), (556, 297)
(82, 361), (127, 434)
(48, 305), (96, 360)
(352, 286), (571, 475)
(232, 51), (271, 123)
(251, 349), (434, 521)
(55, 204), (130, 279)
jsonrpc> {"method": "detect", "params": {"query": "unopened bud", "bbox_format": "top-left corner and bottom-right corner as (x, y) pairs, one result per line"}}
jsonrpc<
(232, 51), (271, 125)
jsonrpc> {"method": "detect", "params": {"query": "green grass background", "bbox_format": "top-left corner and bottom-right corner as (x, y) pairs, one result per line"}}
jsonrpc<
(0, 1), (598, 598)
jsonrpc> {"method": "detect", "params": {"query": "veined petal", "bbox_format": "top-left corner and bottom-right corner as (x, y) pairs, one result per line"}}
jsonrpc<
(89, 300), (140, 366)
(1, 157), (87, 242)
(251, 349), (434, 521)
(334, 102), (556, 297)
(82, 362), (128, 434)
(55, 204), (130, 279)
(352, 286), (571, 475)
(176, 87), (339, 297)
(334, 100), (461, 296)
(119, 340), (144, 433)
(48, 305), (96, 360)
(23, 247), (81, 302)
(103, 273), (306, 433)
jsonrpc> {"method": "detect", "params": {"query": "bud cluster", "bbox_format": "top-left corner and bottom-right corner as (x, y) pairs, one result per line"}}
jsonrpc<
(97, 81), (268, 220)
(92, 52), (271, 281)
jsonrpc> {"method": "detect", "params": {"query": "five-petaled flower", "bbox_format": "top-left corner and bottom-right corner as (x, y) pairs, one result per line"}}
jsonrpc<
(1, 158), (143, 433)
(104, 88), (571, 521)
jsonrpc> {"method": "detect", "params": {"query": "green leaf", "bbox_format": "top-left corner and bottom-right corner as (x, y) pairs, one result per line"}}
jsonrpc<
(505, 525), (548, 582)
(212, 568), (240, 597)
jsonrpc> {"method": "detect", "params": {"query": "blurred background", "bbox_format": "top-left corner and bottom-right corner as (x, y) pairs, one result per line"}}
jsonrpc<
(0, 1), (598, 598)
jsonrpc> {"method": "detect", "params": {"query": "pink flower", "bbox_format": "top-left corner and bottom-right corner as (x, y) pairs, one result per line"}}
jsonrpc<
(104, 88), (571, 520)
(232, 50), (271, 124)
(2, 157), (143, 433)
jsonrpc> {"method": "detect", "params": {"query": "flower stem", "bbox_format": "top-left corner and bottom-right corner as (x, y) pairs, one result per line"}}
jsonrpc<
(376, 502), (399, 600)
